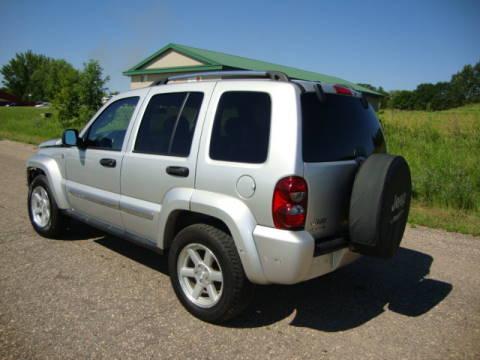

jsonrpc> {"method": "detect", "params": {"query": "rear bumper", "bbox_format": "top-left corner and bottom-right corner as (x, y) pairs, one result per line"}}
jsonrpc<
(252, 226), (361, 284)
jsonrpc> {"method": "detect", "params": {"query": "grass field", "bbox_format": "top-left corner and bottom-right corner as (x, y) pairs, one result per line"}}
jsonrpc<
(381, 104), (480, 235)
(0, 106), (62, 144)
(1, 104), (479, 235)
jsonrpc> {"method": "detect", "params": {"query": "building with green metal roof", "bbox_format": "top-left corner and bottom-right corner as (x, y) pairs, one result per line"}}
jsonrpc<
(123, 43), (382, 106)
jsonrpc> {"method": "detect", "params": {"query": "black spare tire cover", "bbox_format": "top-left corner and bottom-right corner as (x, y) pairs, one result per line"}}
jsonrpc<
(349, 154), (412, 258)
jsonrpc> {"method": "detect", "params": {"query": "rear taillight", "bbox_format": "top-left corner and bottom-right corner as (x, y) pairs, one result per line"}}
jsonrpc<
(272, 176), (308, 230)
(333, 84), (353, 96)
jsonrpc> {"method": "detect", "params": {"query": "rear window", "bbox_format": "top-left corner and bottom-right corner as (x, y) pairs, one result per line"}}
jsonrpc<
(210, 92), (271, 164)
(302, 93), (386, 162)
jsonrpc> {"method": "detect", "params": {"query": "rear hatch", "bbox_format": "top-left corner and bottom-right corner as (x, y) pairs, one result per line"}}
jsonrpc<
(301, 89), (386, 240)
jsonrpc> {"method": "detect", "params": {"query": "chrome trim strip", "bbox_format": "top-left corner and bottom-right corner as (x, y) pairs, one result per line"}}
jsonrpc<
(68, 188), (119, 210)
(68, 187), (155, 220)
(119, 202), (155, 221)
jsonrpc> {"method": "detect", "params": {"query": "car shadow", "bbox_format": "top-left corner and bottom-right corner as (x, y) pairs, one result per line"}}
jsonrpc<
(53, 219), (104, 241)
(54, 220), (169, 273)
(94, 236), (169, 275)
(229, 247), (453, 331)
(62, 223), (452, 332)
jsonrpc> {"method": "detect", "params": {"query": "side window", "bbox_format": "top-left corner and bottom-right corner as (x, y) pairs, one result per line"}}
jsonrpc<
(210, 92), (271, 163)
(85, 97), (139, 151)
(134, 92), (204, 157)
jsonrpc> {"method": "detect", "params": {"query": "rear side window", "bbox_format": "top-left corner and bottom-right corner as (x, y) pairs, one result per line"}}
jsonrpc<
(302, 93), (386, 162)
(210, 92), (271, 163)
(134, 92), (203, 156)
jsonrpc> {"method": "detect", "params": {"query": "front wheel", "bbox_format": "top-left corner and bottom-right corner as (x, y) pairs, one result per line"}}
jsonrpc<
(168, 224), (253, 323)
(28, 175), (67, 238)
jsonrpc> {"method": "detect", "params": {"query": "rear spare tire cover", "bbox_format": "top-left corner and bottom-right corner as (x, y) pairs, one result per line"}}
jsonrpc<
(349, 154), (412, 258)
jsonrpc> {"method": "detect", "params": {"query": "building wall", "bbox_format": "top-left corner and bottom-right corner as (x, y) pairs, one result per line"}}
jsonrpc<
(145, 50), (204, 69)
(130, 73), (184, 89)
(130, 50), (206, 89)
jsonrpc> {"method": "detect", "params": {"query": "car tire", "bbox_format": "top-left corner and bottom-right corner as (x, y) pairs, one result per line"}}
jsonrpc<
(168, 223), (253, 323)
(349, 154), (412, 258)
(28, 175), (67, 238)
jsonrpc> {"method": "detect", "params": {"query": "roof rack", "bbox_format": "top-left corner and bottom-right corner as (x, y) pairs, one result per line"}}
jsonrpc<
(151, 70), (289, 86)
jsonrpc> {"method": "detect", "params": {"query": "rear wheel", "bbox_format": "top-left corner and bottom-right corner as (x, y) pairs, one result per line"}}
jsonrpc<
(169, 224), (253, 323)
(28, 175), (67, 238)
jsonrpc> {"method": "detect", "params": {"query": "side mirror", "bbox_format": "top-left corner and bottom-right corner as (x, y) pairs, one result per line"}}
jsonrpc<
(62, 129), (79, 146)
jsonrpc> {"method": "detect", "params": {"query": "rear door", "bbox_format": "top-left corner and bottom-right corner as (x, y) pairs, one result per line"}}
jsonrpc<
(120, 82), (215, 244)
(301, 92), (386, 239)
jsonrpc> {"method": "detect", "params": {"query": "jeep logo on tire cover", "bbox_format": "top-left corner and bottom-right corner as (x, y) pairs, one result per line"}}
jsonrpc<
(391, 192), (407, 212)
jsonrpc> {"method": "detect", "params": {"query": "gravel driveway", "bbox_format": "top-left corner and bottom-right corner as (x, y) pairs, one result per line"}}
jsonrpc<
(0, 139), (479, 359)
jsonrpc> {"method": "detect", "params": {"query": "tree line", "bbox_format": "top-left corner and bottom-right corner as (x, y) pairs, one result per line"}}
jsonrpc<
(360, 60), (480, 111)
(1, 51), (109, 128)
(1, 51), (479, 123)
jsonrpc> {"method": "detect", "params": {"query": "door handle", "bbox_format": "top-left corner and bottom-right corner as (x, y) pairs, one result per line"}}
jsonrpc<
(166, 166), (189, 177)
(100, 158), (116, 168)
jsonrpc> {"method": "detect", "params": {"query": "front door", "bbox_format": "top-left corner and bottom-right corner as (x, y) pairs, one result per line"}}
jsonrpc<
(65, 96), (141, 229)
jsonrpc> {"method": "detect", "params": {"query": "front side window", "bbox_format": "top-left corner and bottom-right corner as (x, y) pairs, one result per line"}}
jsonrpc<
(209, 92), (271, 164)
(85, 97), (139, 151)
(134, 92), (204, 157)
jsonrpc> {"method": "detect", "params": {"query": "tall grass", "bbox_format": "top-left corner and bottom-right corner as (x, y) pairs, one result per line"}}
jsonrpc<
(381, 104), (480, 212)
(0, 107), (63, 144)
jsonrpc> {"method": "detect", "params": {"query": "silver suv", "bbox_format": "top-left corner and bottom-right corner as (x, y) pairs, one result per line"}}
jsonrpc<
(26, 71), (412, 323)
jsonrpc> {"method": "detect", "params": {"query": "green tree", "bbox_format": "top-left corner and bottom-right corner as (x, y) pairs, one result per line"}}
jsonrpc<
(450, 62), (480, 106)
(429, 82), (454, 110)
(0, 51), (50, 101)
(54, 60), (109, 129)
(413, 83), (436, 110)
(78, 60), (109, 115)
(53, 66), (82, 128)
(389, 90), (415, 110)
(377, 60), (480, 111)
(31, 59), (77, 101)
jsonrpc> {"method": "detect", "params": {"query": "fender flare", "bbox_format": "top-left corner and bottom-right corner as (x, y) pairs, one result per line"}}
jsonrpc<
(27, 154), (70, 209)
(189, 190), (267, 284)
(157, 189), (268, 284)
(156, 187), (194, 246)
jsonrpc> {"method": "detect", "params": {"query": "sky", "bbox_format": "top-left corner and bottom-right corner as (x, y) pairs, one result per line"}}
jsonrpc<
(1, 0), (479, 92)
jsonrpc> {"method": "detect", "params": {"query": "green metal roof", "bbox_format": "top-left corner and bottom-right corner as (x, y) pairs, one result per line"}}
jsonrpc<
(124, 43), (382, 96)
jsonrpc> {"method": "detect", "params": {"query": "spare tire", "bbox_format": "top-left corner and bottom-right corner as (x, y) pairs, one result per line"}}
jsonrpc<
(349, 154), (411, 258)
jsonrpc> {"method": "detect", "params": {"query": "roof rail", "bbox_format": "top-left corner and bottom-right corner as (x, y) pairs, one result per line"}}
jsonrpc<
(151, 70), (289, 86)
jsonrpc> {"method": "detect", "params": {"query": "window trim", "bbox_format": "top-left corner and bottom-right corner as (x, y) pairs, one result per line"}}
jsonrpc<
(83, 96), (140, 152)
(208, 90), (272, 165)
(132, 91), (204, 158)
